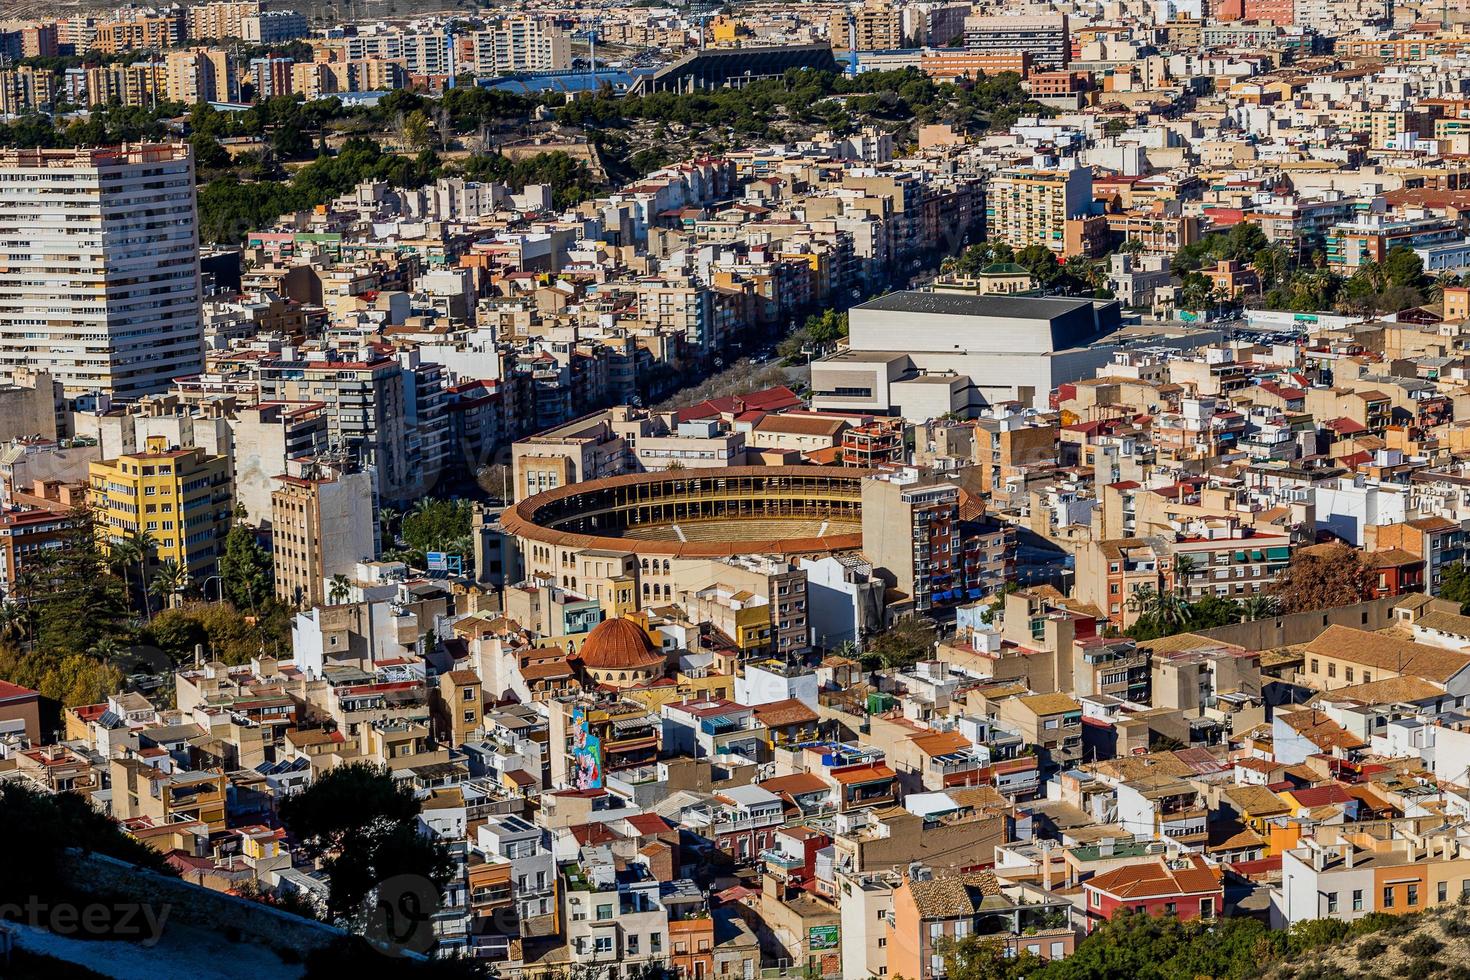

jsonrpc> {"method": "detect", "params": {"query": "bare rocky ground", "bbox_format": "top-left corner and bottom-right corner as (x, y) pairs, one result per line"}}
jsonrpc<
(1269, 905), (1470, 980)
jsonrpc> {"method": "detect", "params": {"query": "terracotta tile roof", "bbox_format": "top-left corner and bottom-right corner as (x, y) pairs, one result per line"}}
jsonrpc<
(759, 772), (832, 797)
(1221, 784), (1289, 816)
(1366, 548), (1424, 568)
(752, 698), (819, 729)
(1411, 610), (1470, 636)
(908, 871), (1002, 918)
(830, 763), (897, 786)
(1284, 783), (1354, 808)
(1087, 855), (1222, 900)
(0, 680), (38, 701)
(1316, 675), (1444, 704)
(1019, 693), (1081, 716)
(1304, 625), (1470, 683)
(1277, 708), (1367, 752)
(753, 414), (848, 437)
(909, 731), (974, 758)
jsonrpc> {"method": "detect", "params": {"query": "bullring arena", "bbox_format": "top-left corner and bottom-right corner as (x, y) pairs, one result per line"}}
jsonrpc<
(500, 466), (871, 560)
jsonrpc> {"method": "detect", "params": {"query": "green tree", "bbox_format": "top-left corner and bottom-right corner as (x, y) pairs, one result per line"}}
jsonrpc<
(220, 524), (272, 612)
(402, 108), (433, 151)
(862, 616), (937, 670)
(1239, 593), (1279, 621)
(1442, 562), (1470, 613)
(279, 762), (453, 926)
(149, 558), (188, 611)
(33, 509), (130, 658)
(0, 781), (174, 903)
(399, 498), (473, 557)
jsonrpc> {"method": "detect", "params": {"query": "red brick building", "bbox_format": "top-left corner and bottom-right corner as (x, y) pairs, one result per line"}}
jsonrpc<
(0, 680), (41, 744)
(1082, 855), (1224, 928)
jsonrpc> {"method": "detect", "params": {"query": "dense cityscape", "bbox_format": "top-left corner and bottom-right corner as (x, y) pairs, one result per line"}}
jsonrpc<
(8, 0), (1470, 978)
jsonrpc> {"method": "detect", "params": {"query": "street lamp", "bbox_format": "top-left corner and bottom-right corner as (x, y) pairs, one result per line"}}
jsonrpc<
(199, 574), (224, 603)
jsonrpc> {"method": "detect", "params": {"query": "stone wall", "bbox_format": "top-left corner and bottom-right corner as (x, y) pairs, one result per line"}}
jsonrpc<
(1188, 594), (1410, 651)
(60, 850), (345, 958)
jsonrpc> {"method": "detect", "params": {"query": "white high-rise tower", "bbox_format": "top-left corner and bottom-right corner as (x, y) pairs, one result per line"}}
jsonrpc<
(0, 142), (204, 400)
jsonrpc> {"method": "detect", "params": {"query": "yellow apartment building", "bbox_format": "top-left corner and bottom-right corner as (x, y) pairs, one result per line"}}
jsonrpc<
(89, 435), (234, 579)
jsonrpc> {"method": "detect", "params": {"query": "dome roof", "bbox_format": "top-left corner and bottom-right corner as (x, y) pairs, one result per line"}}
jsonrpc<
(577, 617), (664, 671)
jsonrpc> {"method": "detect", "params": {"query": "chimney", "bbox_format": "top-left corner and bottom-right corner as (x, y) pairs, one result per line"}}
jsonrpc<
(1343, 845), (1355, 869)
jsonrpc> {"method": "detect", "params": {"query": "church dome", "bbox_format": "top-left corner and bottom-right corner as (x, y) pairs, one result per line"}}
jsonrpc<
(576, 617), (664, 672)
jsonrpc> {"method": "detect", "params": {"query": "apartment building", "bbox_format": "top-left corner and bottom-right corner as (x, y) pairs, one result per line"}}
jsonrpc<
(987, 165), (1094, 255)
(89, 436), (233, 579)
(828, 2), (904, 51)
(861, 472), (967, 613)
(467, 17), (571, 76)
(165, 48), (240, 105)
(82, 62), (166, 107)
(94, 13), (184, 53)
(255, 349), (437, 502)
(186, 1), (261, 41)
(335, 29), (454, 76)
(250, 56), (293, 99)
(0, 66), (57, 115)
(241, 11), (309, 44)
(964, 15), (1070, 70)
(0, 144), (205, 399)
(271, 468), (377, 607)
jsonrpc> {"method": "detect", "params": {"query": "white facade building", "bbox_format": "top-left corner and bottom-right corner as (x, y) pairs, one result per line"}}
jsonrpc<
(0, 144), (204, 399)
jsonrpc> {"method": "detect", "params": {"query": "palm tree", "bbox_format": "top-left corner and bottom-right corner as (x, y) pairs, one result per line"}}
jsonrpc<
(123, 529), (159, 622)
(1172, 554), (1198, 592)
(1127, 583), (1190, 631)
(107, 537), (143, 617)
(1126, 584), (1159, 620)
(328, 574), (351, 605)
(0, 601), (23, 645)
(149, 559), (188, 611)
(1240, 594), (1278, 621)
(379, 506), (400, 546)
(89, 635), (127, 673)
(1153, 589), (1191, 631)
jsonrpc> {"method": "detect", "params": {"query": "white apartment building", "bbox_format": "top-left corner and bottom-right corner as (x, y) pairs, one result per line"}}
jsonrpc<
(469, 17), (571, 76)
(341, 29), (455, 76)
(0, 144), (205, 399)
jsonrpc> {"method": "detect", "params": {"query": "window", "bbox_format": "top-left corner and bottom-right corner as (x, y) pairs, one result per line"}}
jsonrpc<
(1440, 882), (1449, 904)
(594, 937), (613, 954)
(597, 904), (613, 920)
(1310, 659), (1319, 673)
(1383, 886), (1395, 909)
(1328, 663), (1336, 679)
(1353, 890), (1364, 911)
(462, 686), (475, 702)
(1345, 668), (1354, 683)
(1408, 883), (1419, 906)
(463, 710), (476, 724)
(628, 935), (639, 955)
(1200, 898), (1214, 920)
(1326, 892), (1338, 914)
(650, 934), (661, 954)
(1165, 902), (1177, 915)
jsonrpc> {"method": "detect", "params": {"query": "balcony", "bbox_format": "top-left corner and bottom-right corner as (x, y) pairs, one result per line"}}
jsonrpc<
(760, 850), (805, 871)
